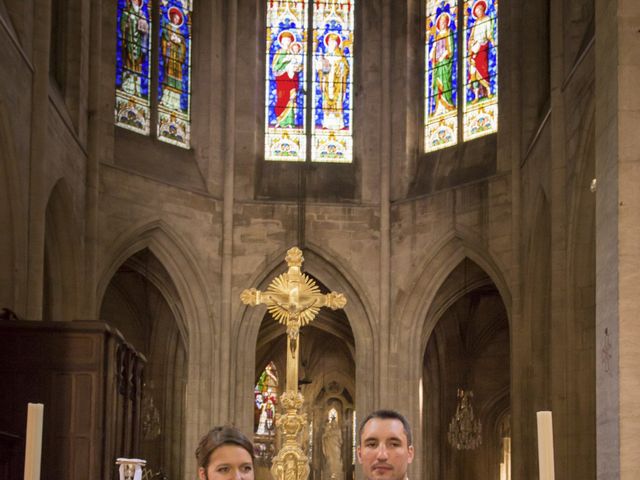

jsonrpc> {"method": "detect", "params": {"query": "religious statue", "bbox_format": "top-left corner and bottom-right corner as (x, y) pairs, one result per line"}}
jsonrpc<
(317, 33), (350, 130)
(322, 418), (343, 480)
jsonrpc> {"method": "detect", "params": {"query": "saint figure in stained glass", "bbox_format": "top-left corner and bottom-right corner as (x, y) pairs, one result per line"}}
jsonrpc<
(265, 0), (308, 162)
(311, 0), (354, 163)
(316, 32), (350, 130)
(425, 0), (458, 152)
(463, 0), (498, 140)
(120, 0), (149, 94)
(272, 31), (304, 128)
(162, 7), (187, 92)
(115, 0), (152, 134)
(431, 12), (455, 114)
(265, 0), (353, 163)
(157, 0), (192, 148)
(255, 362), (279, 435)
(466, 0), (494, 103)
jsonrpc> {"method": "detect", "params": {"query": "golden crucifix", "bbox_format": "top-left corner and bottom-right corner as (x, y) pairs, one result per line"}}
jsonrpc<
(241, 247), (347, 480)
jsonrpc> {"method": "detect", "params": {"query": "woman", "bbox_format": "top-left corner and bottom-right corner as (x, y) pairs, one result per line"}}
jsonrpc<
(196, 426), (255, 480)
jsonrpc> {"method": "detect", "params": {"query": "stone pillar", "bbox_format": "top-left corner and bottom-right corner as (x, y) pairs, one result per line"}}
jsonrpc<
(595, 1), (640, 478)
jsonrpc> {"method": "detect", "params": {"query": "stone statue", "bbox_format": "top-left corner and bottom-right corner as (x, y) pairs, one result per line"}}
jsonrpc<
(322, 419), (343, 480)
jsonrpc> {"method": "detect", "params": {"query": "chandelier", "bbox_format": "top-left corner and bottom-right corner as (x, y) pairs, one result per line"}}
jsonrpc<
(447, 389), (482, 450)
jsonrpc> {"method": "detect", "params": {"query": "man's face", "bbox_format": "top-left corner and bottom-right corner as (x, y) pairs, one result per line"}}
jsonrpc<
(357, 418), (414, 480)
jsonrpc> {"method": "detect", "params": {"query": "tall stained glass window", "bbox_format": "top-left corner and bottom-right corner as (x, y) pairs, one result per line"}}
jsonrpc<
(116, 0), (152, 135)
(425, 0), (497, 152)
(463, 0), (497, 141)
(265, 0), (355, 163)
(255, 362), (279, 435)
(115, 0), (194, 149)
(158, 0), (193, 148)
(425, 0), (458, 152)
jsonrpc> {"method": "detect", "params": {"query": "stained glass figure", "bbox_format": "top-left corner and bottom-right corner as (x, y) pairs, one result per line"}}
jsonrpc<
(265, 0), (309, 162)
(425, 0), (458, 152)
(157, 0), (193, 148)
(255, 362), (279, 435)
(115, 0), (152, 135)
(463, 0), (498, 140)
(312, 0), (354, 163)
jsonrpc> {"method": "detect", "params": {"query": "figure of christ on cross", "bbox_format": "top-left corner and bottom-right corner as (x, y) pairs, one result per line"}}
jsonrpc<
(240, 247), (347, 480)
(240, 247), (347, 393)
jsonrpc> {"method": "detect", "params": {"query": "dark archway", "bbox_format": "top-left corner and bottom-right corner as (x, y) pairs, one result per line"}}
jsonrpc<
(253, 274), (356, 480)
(423, 259), (510, 479)
(100, 249), (187, 480)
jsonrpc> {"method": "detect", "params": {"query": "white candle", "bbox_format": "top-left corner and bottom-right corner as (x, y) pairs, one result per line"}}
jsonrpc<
(536, 411), (555, 480)
(24, 403), (44, 480)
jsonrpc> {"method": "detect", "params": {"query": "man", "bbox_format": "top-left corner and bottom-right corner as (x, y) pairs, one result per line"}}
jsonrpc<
(357, 410), (414, 480)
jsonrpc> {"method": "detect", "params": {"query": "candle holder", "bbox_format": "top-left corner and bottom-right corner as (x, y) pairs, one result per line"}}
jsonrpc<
(116, 458), (147, 480)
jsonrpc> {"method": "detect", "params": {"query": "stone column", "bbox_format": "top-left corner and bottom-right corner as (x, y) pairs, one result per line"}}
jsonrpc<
(595, 1), (640, 478)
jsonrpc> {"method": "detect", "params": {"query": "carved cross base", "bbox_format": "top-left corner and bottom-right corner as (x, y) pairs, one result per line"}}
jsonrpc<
(271, 392), (310, 480)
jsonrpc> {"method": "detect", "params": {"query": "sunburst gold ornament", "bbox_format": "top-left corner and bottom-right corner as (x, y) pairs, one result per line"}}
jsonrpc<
(240, 247), (347, 480)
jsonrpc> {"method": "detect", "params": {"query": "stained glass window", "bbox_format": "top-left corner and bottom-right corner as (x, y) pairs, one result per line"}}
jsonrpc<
(424, 0), (497, 152)
(157, 0), (193, 148)
(265, 0), (309, 162)
(265, 0), (354, 163)
(312, 1), (354, 163)
(255, 362), (279, 435)
(115, 0), (153, 135)
(115, 0), (194, 148)
(463, 0), (498, 140)
(425, 0), (458, 152)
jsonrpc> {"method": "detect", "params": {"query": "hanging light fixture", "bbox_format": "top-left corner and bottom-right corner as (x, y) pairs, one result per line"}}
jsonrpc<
(447, 388), (482, 450)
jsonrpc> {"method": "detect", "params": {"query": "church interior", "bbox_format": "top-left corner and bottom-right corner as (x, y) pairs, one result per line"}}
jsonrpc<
(0, 0), (638, 479)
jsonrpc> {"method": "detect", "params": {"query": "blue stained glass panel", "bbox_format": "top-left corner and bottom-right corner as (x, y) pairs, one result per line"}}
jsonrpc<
(463, 0), (498, 141)
(311, 0), (355, 163)
(265, 0), (309, 162)
(115, 0), (152, 135)
(425, 0), (458, 152)
(157, 0), (193, 148)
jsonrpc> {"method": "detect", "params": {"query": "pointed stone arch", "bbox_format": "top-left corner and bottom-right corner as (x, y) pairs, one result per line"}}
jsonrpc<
(231, 243), (376, 435)
(392, 230), (511, 479)
(96, 219), (216, 477)
(97, 219), (210, 342)
(395, 230), (511, 359)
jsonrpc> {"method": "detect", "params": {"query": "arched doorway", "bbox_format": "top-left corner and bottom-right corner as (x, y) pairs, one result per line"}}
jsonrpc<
(254, 275), (356, 480)
(100, 248), (187, 480)
(423, 259), (510, 479)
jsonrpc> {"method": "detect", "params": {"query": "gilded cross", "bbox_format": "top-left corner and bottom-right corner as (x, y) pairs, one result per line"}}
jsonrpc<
(241, 247), (347, 394)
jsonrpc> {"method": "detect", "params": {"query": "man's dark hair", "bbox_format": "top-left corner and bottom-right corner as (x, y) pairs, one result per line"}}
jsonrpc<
(358, 409), (413, 446)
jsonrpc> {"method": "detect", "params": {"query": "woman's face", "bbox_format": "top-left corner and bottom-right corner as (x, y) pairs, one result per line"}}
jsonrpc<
(199, 445), (254, 480)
